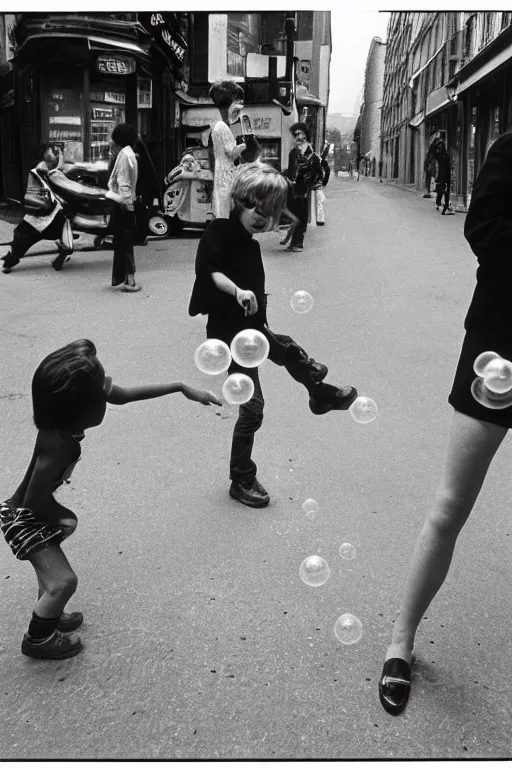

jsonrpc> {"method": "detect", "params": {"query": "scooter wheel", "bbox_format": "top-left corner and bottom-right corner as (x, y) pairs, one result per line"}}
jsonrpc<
(148, 215), (169, 237)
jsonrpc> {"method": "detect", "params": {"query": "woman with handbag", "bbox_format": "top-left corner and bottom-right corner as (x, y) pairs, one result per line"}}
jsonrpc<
(2, 144), (72, 274)
(105, 123), (141, 292)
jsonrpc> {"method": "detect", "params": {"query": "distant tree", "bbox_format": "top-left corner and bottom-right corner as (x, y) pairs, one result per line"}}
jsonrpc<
(326, 127), (342, 146)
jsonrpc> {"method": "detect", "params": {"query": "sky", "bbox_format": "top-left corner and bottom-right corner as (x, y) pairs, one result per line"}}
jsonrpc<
(328, 9), (390, 116)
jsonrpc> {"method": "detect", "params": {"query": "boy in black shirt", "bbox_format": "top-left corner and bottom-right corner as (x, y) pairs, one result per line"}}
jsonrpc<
(189, 163), (357, 508)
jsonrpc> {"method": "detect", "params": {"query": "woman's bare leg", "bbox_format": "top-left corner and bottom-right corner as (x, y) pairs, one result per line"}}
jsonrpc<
(385, 410), (507, 663)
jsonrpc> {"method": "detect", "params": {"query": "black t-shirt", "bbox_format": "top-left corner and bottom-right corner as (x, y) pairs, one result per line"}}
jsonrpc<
(463, 131), (512, 338)
(188, 214), (268, 343)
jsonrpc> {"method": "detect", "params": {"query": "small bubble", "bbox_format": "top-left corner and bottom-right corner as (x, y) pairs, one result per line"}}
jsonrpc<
(339, 542), (356, 560)
(222, 373), (254, 405)
(290, 290), (314, 314)
(194, 339), (231, 375)
(299, 555), (331, 587)
(349, 396), (378, 424)
(230, 329), (270, 368)
(334, 613), (363, 645)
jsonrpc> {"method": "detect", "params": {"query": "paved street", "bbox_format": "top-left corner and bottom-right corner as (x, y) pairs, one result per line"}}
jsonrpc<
(1, 175), (512, 760)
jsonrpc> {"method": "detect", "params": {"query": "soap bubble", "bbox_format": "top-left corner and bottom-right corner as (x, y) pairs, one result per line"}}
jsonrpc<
(334, 613), (363, 645)
(339, 543), (356, 560)
(194, 339), (231, 375)
(471, 377), (512, 410)
(230, 329), (269, 368)
(349, 396), (378, 424)
(222, 373), (254, 405)
(290, 290), (314, 314)
(302, 498), (319, 517)
(482, 357), (512, 394)
(299, 555), (331, 587)
(473, 351), (500, 377)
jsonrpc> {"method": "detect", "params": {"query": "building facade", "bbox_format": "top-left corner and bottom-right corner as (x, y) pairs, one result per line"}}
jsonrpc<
(178, 11), (331, 172)
(381, 11), (512, 209)
(356, 36), (386, 176)
(0, 12), (187, 203)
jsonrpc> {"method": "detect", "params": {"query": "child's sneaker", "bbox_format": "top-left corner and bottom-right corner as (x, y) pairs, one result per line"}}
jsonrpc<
(22, 630), (82, 659)
(57, 611), (84, 633)
(309, 385), (358, 415)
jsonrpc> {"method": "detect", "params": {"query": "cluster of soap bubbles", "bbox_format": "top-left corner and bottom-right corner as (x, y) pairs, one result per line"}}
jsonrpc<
(194, 329), (270, 405)
(298, 496), (363, 645)
(472, 351), (512, 409)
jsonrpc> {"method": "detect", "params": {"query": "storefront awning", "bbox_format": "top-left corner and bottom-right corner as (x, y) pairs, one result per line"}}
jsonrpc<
(450, 40), (512, 95)
(13, 32), (150, 63)
(87, 36), (150, 58)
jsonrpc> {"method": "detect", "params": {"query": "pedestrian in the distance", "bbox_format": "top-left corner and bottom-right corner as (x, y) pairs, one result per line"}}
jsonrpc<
(106, 123), (141, 292)
(188, 162), (357, 509)
(316, 141), (331, 226)
(1, 143), (72, 274)
(378, 131), (512, 715)
(284, 123), (323, 252)
(0, 339), (221, 660)
(209, 80), (247, 219)
(434, 142), (454, 215)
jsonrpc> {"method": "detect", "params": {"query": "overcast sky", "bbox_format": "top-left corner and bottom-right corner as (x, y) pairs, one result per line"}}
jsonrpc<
(328, 9), (390, 116)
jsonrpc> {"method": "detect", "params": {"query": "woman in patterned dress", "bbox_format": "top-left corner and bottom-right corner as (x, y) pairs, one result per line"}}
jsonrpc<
(209, 81), (247, 219)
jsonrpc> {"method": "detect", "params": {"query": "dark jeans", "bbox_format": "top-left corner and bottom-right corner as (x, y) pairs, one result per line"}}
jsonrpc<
(11, 211), (66, 261)
(111, 207), (136, 286)
(229, 327), (324, 484)
(288, 194), (308, 247)
(435, 182), (450, 212)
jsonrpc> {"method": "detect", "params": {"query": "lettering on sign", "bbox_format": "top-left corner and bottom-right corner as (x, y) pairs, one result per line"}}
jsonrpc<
(253, 117), (272, 131)
(96, 55), (136, 76)
(104, 92), (126, 105)
(49, 116), (82, 125)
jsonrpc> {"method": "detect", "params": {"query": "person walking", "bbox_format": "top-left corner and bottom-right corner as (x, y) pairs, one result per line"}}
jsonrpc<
(209, 80), (247, 219)
(1, 144), (72, 274)
(378, 130), (512, 715)
(316, 142), (331, 226)
(434, 142), (454, 215)
(284, 123), (323, 252)
(106, 123), (141, 292)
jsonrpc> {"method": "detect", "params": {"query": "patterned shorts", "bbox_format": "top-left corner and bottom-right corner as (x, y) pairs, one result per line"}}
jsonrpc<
(0, 500), (76, 561)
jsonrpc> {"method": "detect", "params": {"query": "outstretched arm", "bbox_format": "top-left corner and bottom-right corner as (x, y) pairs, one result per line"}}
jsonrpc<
(107, 383), (222, 406)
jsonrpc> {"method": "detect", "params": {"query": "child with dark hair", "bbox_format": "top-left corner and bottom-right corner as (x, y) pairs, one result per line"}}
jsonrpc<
(189, 163), (357, 508)
(208, 80), (248, 218)
(1, 143), (72, 274)
(0, 339), (221, 659)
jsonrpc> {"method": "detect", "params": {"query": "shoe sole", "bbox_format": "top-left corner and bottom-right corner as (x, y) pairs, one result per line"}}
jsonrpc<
(22, 641), (83, 660)
(229, 488), (270, 508)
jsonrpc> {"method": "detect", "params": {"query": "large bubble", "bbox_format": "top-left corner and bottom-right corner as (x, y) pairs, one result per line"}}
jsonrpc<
(222, 373), (255, 405)
(471, 377), (512, 410)
(482, 357), (512, 394)
(194, 339), (231, 375)
(230, 329), (270, 368)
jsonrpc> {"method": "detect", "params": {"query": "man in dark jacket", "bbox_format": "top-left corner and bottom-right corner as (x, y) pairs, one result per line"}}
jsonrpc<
(284, 122), (323, 252)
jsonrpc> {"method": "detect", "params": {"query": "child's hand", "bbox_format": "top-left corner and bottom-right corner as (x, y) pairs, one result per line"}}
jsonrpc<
(182, 385), (222, 406)
(236, 288), (258, 316)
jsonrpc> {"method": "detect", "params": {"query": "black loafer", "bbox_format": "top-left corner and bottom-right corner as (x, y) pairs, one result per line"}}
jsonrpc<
(378, 657), (411, 715)
(309, 385), (358, 414)
(229, 478), (270, 508)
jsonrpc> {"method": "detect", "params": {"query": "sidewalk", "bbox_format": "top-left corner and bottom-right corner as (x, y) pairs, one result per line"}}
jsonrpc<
(360, 174), (468, 213)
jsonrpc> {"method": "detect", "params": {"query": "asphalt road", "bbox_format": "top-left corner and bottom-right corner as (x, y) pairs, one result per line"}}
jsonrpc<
(1, 175), (512, 760)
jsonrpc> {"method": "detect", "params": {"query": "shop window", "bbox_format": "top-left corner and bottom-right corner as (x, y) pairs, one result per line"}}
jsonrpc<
(90, 79), (126, 161)
(296, 11), (313, 41)
(227, 14), (259, 77)
(42, 72), (84, 163)
(137, 78), (152, 109)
